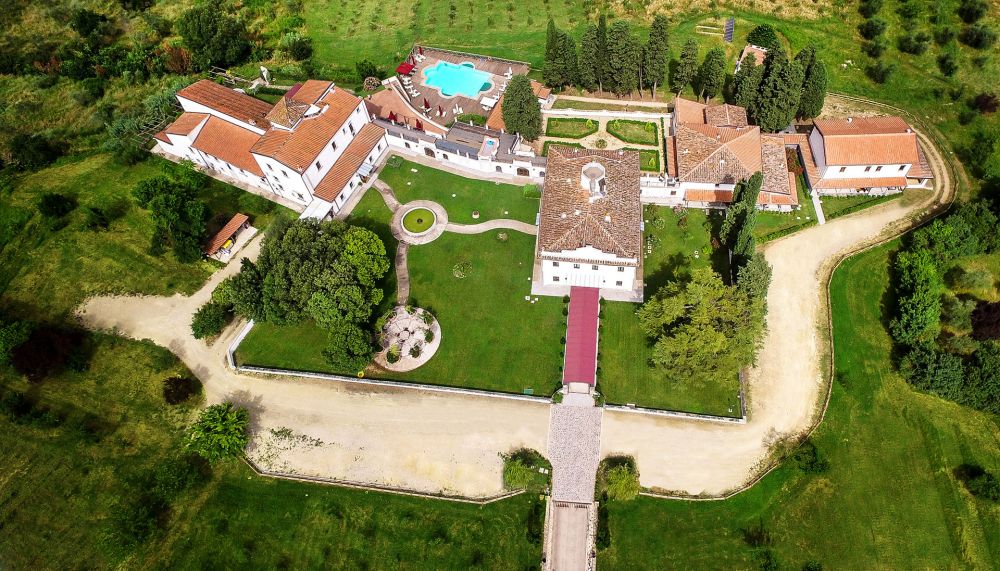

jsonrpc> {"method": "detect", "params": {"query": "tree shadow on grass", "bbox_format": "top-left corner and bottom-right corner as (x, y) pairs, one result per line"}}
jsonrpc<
(645, 251), (690, 294)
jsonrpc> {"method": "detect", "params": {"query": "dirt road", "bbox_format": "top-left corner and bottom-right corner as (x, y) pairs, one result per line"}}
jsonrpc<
(600, 121), (953, 495)
(77, 236), (550, 498)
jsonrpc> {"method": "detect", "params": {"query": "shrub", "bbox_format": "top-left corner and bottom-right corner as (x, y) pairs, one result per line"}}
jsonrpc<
(452, 260), (472, 278)
(176, 6), (250, 69)
(960, 24), (998, 49)
(746, 24), (780, 50)
(502, 457), (535, 489)
(356, 59), (382, 82)
(859, 0), (883, 18)
(108, 492), (169, 547)
(280, 32), (313, 60)
(966, 470), (1000, 501)
(323, 321), (373, 372)
(898, 31), (931, 55)
(424, 328), (434, 343)
(952, 268), (994, 290)
(191, 301), (230, 339)
(604, 464), (640, 500)
(742, 518), (773, 547)
(972, 92), (999, 114)
(525, 498), (545, 545)
(7, 134), (67, 171)
(594, 138), (607, 149)
(455, 113), (487, 126)
(163, 376), (203, 405)
(186, 402), (250, 462)
(900, 345), (965, 400)
(866, 60), (895, 83)
(409, 344), (422, 358)
(934, 26), (956, 45)
(859, 18), (888, 40)
(958, 107), (978, 125)
(37, 192), (76, 219)
(595, 502), (611, 549)
(73, 77), (105, 106)
(957, 0), (988, 24)
(941, 294), (976, 333)
(862, 37), (889, 58)
(522, 183), (541, 199)
(937, 52), (958, 77)
(386, 344), (401, 363)
(790, 439), (829, 474)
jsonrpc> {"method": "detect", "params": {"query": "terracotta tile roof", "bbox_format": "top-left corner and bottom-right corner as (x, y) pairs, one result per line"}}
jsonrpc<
(165, 112), (209, 135)
(760, 135), (793, 197)
(153, 130), (170, 144)
(813, 176), (908, 189)
(288, 80), (333, 105)
(251, 87), (364, 172)
(532, 80), (552, 100)
(703, 104), (748, 127)
(366, 88), (447, 135)
(674, 123), (761, 184)
(176, 80), (273, 129)
(204, 213), (249, 255)
(537, 146), (642, 260)
(813, 117), (920, 166)
(191, 116), (265, 177)
(665, 135), (678, 177)
(783, 132), (823, 188)
(265, 97), (311, 129)
(739, 44), (768, 67)
(685, 189), (733, 203)
(312, 123), (385, 202)
(486, 97), (506, 131)
(673, 97), (708, 124)
(908, 142), (935, 179)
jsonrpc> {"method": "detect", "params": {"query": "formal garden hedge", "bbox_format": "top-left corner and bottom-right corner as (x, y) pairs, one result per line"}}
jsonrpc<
(544, 117), (599, 139)
(606, 120), (659, 145)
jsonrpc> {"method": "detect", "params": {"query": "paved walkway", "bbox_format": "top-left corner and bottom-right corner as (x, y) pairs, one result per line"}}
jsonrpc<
(444, 219), (538, 235)
(395, 243), (410, 304)
(547, 401), (602, 504)
(811, 190), (827, 225)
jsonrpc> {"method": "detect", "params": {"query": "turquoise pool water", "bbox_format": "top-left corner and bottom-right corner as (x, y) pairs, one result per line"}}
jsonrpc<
(423, 61), (492, 98)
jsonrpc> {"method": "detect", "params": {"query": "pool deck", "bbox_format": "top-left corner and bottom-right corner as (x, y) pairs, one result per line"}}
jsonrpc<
(400, 46), (530, 124)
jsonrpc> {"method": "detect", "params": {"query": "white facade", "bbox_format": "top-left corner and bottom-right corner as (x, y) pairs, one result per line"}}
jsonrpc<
(381, 126), (546, 180)
(807, 128), (912, 180)
(540, 246), (637, 291)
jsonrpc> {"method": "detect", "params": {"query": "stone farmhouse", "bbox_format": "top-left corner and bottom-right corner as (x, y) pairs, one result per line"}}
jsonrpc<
(155, 79), (390, 219)
(533, 146), (643, 301)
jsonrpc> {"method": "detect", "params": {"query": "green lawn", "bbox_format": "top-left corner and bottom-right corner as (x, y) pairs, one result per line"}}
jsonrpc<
(623, 147), (661, 173)
(599, 241), (1000, 569)
(377, 156), (540, 224)
(599, 207), (741, 415)
(819, 191), (905, 220)
(606, 119), (659, 146)
(545, 117), (599, 138)
(552, 99), (672, 113)
(753, 175), (817, 241)
(240, 230), (566, 395)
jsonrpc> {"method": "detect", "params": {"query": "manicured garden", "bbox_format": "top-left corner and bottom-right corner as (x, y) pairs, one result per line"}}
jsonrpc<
(623, 147), (661, 172)
(599, 207), (741, 415)
(378, 156), (540, 224)
(544, 117), (599, 139)
(606, 119), (659, 146)
(598, 241), (1000, 569)
(402, 207), (436, 233)
(541, 140), (585, 156)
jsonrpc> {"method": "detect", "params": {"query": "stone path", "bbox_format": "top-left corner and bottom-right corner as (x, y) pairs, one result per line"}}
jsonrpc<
(547, 398), (602, 504)
(395, 243), (410, 303)
(445, 219), (538, 235)
(811, 191), (827, 225)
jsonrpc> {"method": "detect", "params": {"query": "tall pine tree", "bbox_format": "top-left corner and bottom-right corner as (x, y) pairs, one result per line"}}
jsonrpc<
(596, 14), (609, 93)
(673, 39), (699, 95)
(697, 47), (727, 101)
(607, 20), (639, 96)
(795, 45), (827, 119)
(722, 172), (764, 271)
(731, 53), (760, 107)
(751, 46), (804, 132)
(502, 75), (542, 140)
(645, 14), (670, 97)
(543, 19), (563, 87)
(578, 24), (600, 92)
(561, 32), (578, 88)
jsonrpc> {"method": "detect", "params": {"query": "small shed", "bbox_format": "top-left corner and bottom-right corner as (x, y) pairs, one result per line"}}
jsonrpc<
(204, 213), (251, 260)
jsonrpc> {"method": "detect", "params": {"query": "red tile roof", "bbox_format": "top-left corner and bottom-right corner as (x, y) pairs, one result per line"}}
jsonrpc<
(563, 286), (599, 386)
(251, 87), (364, 172)
(176, 80), (273, 129)
(813, 117), (920, 166)
(165, 112), (209, 135)
(191, 116), (265, 177)
(738, 44), (768, 67)
(289, 80), (333, 105)
(204, 213), (249, 255)
(312, 123), (385, 202)
(812, 176), (908, 189)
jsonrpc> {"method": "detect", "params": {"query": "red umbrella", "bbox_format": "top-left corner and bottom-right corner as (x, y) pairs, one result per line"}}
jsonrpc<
(415, 119), (423, 131)
(388, 111), (398, 122)
(438, 105), (444, 116)
(423, 98), (430, 109)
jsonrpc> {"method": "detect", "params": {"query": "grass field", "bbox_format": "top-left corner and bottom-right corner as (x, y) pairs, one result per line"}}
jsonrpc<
(378, 156), (540, 224)
(599, 207), (741, 415)
(599, 241), (1000, 569)
(623, 147), (661, 173)
(753, 176), (818, 241)
(819, 191), (905, 220)
(606, 119), (659, 145)
(545, 117), (599, 138)
(552, 99), (672, 113)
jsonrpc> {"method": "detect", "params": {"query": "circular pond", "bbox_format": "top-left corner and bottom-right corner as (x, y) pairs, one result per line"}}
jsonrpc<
(402, 207), (436, 235)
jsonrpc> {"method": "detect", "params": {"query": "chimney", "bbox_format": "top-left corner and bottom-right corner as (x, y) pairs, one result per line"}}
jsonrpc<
(847, 117), (853, 123)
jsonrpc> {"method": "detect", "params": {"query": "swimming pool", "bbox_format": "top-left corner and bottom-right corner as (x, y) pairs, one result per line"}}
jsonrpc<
(423, 61), (492, 98)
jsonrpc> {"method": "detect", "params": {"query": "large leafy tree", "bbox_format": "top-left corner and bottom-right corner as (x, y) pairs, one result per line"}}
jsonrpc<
(644, 14), (670, 98)
(889, 248), (942, 346)
(323, 321), (375, 373)
(502, 75), (542, 140)
(578, 24), (600, 92)
(176, 6), (250, 70)
(132, 162), (209, 263)
(672, 39), (699, 94)
(187, 403), (250, 462)
(697, 47), (727, 101)
(638, 268), (766, 387)
(795, 45), (827, 119)
(607, 20), (639, 96)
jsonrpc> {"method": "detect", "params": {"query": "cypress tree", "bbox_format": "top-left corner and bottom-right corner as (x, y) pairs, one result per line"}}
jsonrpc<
(697, 47), (727, 101)
(795, 45), (827, 119)
(596, 14), (609, 93)
(561, 32), (578, 88)
(607, 20), (639, 96)
(673, 38), (699, 95)
(724, 172), (764, 270)
(578, 24), (600, 92)
(543, 19), (562, 87)
(752, 46), (804, 132)
(645, 14), (670, 97)
(732, 53), (760, 106)
(501, 75), (542, 140)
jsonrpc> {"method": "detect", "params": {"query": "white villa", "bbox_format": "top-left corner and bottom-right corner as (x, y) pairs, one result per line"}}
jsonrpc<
(802, 116), (933, 195)
(155, 79), (389, 219)
(534, 146), (642, 300)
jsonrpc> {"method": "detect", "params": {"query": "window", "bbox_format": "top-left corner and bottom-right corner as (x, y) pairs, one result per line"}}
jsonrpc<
(331, 141), (338, 152)
(573, 264), (580, 269)
(552, 262), (560, 267)
(592, 265), (598, 270)
(405, 142), (411, 149)
(267, 164), (273, 171)
(617, 267), (625, 272)
(615, 281), (623, 287)
(496, 166), (503, 173)
(315, 161), (322, 171)
(899, 165), (906, 171)
(425, 148), (435, 158)
(553, 276), (560, 282)
(517, 167), (529, 176)
(348, 123), (355, 135)
(875, 165), (882, 172)
(282, 170), (289, 178)
(864, 166), (872, 172)
(442, 154), (449, 161)
(839, 167), (846, 173)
